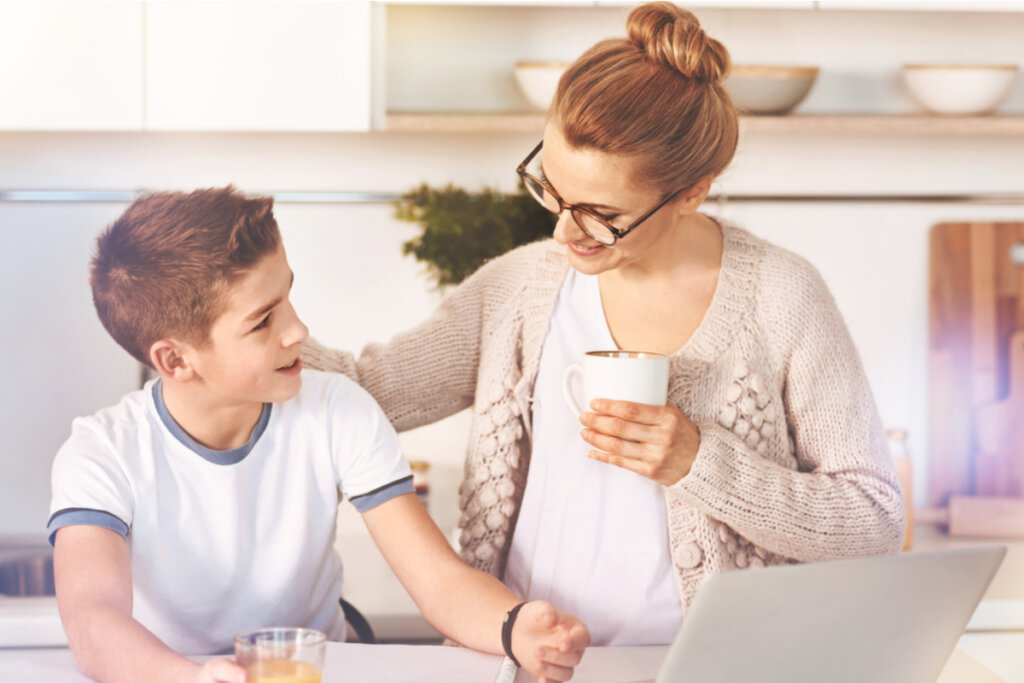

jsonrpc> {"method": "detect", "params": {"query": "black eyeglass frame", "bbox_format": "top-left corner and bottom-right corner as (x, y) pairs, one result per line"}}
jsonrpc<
(515, 141), (686, 245)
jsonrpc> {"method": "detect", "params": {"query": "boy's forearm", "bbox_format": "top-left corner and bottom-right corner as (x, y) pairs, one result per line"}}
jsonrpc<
(362, 494), (519, 653)
(55, 526), (203, 683)
(415, 562), (520, 653)
(64, 602), (201, 683)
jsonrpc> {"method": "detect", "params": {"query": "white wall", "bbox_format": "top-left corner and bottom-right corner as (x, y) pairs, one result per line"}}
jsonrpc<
(3, 3), (1024, 538)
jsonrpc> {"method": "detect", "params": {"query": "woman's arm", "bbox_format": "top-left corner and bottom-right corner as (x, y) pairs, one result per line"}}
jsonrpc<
(54, 526), (244, 683)
(676, 259), (905, 561)
(301, 244), (534, 432)
(580, 255), (904, 562)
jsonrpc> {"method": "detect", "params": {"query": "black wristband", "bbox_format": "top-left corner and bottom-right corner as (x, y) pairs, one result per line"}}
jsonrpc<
(501, 601), (528, 668)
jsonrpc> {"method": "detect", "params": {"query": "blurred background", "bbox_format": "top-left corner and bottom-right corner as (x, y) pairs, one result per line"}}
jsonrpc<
(2, 0), (1024, 648)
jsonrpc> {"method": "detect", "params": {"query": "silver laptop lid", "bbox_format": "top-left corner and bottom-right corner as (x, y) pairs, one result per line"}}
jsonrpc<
(656, 546), (1006, 683)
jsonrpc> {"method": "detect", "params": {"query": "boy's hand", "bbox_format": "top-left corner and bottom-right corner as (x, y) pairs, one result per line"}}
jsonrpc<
(196, 658), (247, 683)
(511, 601), (590, 682)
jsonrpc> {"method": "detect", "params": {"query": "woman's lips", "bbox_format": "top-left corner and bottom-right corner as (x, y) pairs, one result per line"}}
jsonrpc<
(568, 242), (606, 257)
(276, 358), (302, 376)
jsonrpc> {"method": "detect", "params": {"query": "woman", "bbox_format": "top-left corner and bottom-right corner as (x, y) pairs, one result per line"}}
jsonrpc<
(304, 1), (904, 647)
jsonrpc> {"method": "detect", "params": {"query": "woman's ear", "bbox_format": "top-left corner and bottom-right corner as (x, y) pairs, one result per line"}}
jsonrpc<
(676, 174), (714, 214)
(149, 339), (195, 382)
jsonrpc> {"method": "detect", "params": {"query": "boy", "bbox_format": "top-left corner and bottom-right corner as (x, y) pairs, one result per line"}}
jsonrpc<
(48, 187), (589, 683)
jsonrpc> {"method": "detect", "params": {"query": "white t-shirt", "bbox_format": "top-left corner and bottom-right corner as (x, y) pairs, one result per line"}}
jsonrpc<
(48, 370), (412, 655)
(504, 269), (682, 646)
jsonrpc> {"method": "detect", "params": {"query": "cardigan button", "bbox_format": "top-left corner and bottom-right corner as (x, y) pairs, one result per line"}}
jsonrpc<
(675, 541), (704, 569)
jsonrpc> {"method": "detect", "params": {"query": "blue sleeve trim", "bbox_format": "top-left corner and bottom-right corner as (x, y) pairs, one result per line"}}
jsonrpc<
(47, 508), (129, 547)
(349, 475), (415, 513)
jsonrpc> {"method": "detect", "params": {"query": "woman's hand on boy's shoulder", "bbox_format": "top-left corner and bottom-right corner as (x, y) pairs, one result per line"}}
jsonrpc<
(195, 658), (246, 683)
(512, 600), (590, 683)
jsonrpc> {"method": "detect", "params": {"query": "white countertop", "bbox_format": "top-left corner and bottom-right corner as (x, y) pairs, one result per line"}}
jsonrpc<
(0, 639), (1021, 683)
(4, 522), (1023, 679)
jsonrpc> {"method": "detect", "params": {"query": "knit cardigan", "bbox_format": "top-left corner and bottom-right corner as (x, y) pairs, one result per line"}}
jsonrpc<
(302, 221), (906, 611)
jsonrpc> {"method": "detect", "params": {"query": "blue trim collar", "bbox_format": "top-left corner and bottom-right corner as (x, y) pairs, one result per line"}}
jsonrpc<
(151, 380), (271, 465)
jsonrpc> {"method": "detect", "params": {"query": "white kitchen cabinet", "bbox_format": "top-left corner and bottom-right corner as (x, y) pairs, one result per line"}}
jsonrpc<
(817, 1), (1024, 10)
(145, 1), (375, 131)
(0, 2), (144, 130)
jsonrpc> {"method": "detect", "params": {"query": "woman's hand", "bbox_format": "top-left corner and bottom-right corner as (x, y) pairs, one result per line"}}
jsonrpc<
(580, 399), (700, 486)
(511, 601), (590, 683)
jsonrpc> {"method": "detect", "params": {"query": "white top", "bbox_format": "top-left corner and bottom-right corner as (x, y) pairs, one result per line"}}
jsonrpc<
(504, 269), (682, 646)
(48, 370), (412, 655)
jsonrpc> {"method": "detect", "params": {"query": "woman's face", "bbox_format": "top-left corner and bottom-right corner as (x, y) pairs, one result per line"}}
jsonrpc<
(541, 123), (686, 275)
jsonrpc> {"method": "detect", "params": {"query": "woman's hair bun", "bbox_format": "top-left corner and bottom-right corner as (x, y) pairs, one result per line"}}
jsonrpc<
(626, 2), (730, 83)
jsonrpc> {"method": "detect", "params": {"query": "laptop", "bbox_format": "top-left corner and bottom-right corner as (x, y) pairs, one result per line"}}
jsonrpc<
(654, 545), (1006, 683)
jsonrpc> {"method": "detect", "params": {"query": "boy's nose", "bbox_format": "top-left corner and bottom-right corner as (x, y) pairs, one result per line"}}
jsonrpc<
(288, 318), (310, 347)
(283, 306), (309, 347)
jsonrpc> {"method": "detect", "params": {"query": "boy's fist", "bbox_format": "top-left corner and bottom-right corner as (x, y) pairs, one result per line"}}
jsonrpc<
(196, 657), (247, 683)
(512, 600), (590, 682)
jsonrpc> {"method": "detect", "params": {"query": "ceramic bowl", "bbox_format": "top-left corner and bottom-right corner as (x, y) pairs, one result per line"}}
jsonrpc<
(903, 64), (1018, 116)
(725, 65), (819, 115)
(514, 61), (570, 111)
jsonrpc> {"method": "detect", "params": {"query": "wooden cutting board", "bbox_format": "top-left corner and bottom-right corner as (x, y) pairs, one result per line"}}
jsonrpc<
(929, 222), (1024, 507)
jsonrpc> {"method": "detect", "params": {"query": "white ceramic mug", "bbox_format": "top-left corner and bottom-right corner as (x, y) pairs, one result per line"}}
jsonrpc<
(562, 350), (669, 417)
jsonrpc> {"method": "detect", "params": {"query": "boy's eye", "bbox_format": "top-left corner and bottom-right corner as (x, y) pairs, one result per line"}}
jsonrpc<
(252, 313), (272, 331)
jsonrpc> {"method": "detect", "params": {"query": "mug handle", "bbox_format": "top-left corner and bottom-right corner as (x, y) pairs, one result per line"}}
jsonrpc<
(562, 364), (584, 417)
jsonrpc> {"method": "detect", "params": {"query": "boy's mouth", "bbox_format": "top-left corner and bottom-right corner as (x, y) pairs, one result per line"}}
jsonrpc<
(276, 358), (302, 375)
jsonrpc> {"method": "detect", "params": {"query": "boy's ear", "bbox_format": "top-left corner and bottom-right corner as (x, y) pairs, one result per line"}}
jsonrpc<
(149, 339), (195, 381)
(676, 174), (714, 214)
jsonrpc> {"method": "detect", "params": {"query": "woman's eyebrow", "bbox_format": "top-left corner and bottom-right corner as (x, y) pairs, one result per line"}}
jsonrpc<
(539, 162), (625, 213)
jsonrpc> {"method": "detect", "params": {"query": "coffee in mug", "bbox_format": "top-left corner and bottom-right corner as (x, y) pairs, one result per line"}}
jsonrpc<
(562, 350), (669, 416)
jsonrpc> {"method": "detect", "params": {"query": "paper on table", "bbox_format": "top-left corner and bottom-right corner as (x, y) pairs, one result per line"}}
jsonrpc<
(319, 643), (667, 683)
(0, 655), (93, 683)
(512, 646), (667, 683)
(322, 643), (504, 682)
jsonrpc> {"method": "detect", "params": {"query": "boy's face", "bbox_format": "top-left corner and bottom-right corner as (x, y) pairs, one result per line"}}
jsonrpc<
(184, 244), (309, 404)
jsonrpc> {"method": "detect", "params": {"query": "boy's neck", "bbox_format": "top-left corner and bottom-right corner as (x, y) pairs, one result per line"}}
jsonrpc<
(158, 379), (266, 452)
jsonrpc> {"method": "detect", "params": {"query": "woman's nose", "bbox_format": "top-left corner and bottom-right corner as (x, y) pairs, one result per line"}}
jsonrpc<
(552, 209), (583, 244)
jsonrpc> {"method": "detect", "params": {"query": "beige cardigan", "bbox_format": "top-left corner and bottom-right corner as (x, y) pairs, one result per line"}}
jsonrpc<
(302, 221), (905, 611)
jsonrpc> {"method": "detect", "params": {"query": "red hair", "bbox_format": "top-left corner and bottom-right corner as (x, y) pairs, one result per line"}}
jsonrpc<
(553, 2), (738, 193)
(90, 186), (281, 368)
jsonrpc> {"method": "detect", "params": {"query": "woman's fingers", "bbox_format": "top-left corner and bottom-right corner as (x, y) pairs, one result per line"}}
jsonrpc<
(588, 448), (654, 477)
(588, 398), (665, 424)
(580, 411), (658, 445)
(580, 426), (650, 459)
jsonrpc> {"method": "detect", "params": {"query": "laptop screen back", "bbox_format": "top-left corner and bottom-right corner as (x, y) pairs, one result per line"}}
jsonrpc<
(656, 546), (1005, 683)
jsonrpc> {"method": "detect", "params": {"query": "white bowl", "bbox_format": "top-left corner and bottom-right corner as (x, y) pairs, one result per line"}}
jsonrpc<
(725, 65), (819, 115)
(903, 64), (1018, 116)
(514, 61), (569, 111)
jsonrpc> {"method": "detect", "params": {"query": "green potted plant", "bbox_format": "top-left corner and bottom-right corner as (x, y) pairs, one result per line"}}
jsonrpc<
(395, 183), (557, 288)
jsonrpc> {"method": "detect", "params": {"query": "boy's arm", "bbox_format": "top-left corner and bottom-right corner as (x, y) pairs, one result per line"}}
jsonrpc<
(361, 493), (590, 683)
(54, 525), (245, 683)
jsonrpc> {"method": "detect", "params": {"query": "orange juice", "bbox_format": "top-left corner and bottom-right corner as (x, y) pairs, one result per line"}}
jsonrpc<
(245, 660), (322, 683)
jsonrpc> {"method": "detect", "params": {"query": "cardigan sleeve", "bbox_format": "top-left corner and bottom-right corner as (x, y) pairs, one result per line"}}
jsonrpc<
(672, 252), (905, 563)
(301, 290), (484, 433)
(301, 242), (545, 433)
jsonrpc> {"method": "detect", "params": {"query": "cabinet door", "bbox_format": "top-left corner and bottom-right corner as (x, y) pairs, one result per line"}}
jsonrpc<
(0, 2), (144, 130)
(145, 1), (372, 131)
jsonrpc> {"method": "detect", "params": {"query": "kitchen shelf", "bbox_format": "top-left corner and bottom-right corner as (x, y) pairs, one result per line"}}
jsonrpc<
(385, 112), (1024, 136)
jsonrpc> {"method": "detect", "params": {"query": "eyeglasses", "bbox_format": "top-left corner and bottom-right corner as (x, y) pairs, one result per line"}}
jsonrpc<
(515, 141), (684, 246)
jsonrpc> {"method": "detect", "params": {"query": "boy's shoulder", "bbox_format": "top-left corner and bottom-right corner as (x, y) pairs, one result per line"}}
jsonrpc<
(289, 369), (383, 419)
(67, 383), (157, 445)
